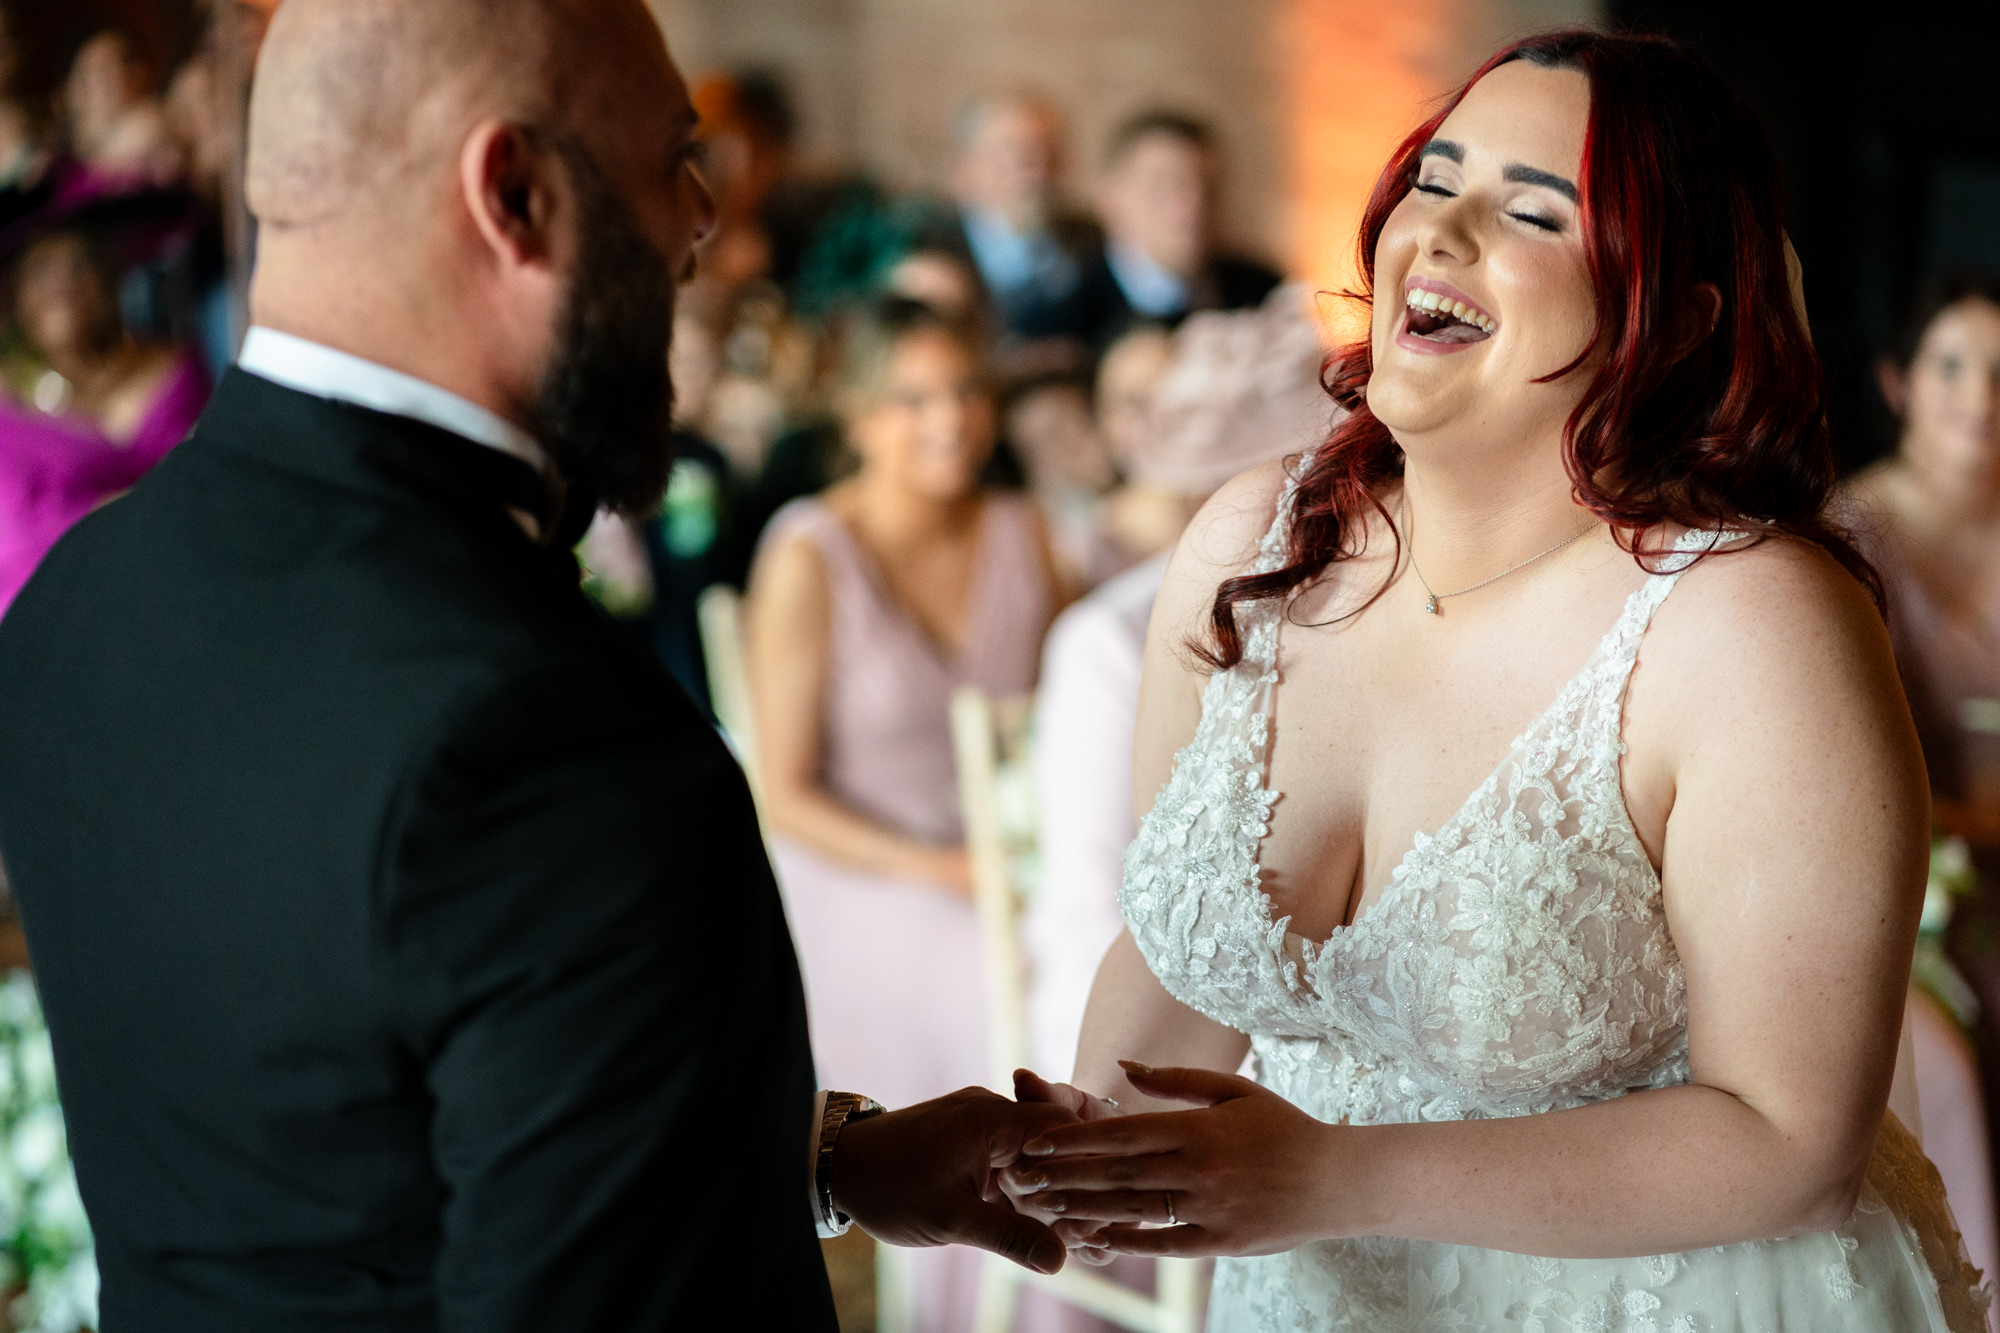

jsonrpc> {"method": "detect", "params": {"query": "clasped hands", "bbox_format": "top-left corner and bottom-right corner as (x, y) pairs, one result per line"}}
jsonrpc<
(998, 1061), (1354, 1263)
(829, 1061), (1349, 1275)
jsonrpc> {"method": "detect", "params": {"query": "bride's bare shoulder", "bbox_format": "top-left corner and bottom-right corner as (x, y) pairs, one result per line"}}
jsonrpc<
(1635, 531), (1903, 759)
(1146, 458), (1296, 641)
(1171, 458), (1296, 585)
(1650, 531), (1885, 659)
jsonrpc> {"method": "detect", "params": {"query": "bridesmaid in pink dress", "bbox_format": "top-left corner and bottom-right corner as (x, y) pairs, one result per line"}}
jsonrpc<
(747, 298), (1062, 1329)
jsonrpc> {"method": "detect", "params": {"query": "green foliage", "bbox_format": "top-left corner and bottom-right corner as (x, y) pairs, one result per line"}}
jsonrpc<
(0, 975), (94, 1333)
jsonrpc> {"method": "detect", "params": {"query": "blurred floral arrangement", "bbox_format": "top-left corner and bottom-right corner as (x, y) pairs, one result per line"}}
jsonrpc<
(0, 974), (95, 1333)
(1917, 836), (1980, 1031)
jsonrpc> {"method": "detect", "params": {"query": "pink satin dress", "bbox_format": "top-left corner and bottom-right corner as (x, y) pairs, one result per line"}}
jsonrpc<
(0, 353), (209, 616)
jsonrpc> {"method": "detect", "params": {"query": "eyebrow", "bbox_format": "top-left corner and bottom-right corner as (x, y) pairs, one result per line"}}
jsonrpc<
(1417, 139), (1579, 202)
(1503, 164), (1578, 201)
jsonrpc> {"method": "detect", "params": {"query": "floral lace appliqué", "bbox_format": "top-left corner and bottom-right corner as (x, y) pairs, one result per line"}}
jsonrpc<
(1127, 459), (1988, 1333)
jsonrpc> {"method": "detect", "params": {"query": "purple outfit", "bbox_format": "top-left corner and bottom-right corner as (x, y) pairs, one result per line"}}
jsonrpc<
(760, 492), (1050, 1104)
(0, 353), (208, 615)
(758, 492), (1051, 1332)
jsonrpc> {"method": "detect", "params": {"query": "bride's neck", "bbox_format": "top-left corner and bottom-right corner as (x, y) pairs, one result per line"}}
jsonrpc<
(1397, 450), (1598, 592)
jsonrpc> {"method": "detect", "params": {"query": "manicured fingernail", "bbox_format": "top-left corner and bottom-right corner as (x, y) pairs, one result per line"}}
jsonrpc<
(1016, 1170), (1048, 1191)
(1044, 1195), (1065, 1214)
(1118, 1059), (1153, 1076)
(1023, 1137), (1054, 1156)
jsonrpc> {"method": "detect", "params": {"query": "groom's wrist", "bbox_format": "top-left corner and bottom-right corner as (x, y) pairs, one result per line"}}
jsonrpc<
(814, 1091), (885, 1237)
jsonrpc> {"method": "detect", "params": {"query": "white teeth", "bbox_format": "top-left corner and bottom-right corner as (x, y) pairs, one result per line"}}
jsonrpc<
(1405, 287), (1497, 333)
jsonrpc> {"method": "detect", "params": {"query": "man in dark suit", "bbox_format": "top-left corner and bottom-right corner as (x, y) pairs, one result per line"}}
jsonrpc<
(916, 90), (1101, 340)
(0, 1), (1068, 1328)
(1045, 110), (1284, 354)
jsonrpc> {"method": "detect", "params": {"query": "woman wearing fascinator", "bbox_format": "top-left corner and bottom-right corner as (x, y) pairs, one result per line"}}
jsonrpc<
(1005, 29), (1992, 1332)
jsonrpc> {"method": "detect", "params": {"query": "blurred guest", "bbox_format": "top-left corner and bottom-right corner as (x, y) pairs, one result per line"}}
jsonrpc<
(741, 250), (995, 553)
(686, 70), (791, 300)
(925, 90), (1096, 340)
(165, 53), (226, 202)
(1846, 269), (2000, 1278)
(163, 50), (236, 376)
(581, 430), (746, 714)
(1003, 372), (1118, 585)
(885, 242), (989, 329)
(1024, 288), (1328, 1080)
(1063, 110), (1282, 353)
(1090, 324), (1179, 565)
(0, 206), (209, 614)
(746, 297), (1059, 1327)
(673, 74), (822, 489)
(0, 5), (51, 199)
(62, 31), (180, 185)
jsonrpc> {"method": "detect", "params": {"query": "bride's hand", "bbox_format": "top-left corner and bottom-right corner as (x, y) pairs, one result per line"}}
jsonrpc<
(1005, 1069), (1128, 1264)
(1000, 1060), (1350, 1259)
(1012, 1067), (1126, 1123)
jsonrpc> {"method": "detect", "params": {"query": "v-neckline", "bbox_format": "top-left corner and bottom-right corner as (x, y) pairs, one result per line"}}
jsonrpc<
(828, 499), (994, 668)
(1258, 570), (1669, 962)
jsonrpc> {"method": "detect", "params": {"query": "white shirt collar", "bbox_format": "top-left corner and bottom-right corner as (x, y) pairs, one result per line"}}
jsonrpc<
(237, 327), (550, 477)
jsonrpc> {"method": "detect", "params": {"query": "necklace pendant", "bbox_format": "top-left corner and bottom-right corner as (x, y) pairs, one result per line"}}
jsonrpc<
(1424, 594), (1438, 615)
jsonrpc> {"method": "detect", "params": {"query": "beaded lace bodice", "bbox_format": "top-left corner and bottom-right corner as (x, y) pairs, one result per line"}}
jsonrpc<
(1118, 461), (1990, 1332)
(1120, 464), (1721, 1127)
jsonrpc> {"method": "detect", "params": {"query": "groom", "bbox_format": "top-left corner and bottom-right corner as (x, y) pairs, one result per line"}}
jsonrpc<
(0, 0), (1069, 1328)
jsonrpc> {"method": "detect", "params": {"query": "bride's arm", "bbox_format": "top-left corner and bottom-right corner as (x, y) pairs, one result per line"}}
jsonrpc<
(1067, 463), (1296, 1111)
(1015, 538), (1931, 1260)
(1073, 936), (1249, 1114)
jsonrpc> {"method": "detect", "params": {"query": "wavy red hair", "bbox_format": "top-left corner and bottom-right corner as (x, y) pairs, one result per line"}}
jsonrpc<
(1201, 30), (1877, 669)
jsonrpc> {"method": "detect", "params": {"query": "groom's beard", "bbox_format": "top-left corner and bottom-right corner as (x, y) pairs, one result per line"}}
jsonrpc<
(531, 140), (678, 518)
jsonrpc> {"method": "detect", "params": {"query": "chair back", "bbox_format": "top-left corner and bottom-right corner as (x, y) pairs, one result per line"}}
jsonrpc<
(947, 685), (1204, 1333)
(697, 585), (761, 800)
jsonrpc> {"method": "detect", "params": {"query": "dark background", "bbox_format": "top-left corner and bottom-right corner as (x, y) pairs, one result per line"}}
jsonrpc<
(4, 0), (201, 121)
(1613, 0), (2000, 470)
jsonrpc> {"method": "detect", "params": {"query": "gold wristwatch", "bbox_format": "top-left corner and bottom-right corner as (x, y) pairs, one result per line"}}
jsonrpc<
(814, 1091), (886, 1237)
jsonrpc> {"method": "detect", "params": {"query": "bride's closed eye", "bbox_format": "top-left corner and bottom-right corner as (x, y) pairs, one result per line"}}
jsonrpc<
(1411, 179), (1564, 233)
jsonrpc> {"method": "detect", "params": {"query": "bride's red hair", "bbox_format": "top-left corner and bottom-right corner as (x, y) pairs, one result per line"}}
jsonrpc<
(1201, 30), (1878, 669)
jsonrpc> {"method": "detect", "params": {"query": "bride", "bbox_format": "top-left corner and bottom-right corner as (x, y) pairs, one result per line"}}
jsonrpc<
(1003, 29), (1993, 1332)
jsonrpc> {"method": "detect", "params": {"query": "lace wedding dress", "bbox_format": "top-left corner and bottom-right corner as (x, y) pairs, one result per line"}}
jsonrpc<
(1120, 462), (1993, 1332)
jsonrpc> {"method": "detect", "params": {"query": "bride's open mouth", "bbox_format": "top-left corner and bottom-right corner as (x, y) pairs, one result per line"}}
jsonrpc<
(1400, 281), (1496, 348)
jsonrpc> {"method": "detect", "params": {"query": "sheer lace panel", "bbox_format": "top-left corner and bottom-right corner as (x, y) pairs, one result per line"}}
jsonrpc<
(1119, 457), (1990, 1330)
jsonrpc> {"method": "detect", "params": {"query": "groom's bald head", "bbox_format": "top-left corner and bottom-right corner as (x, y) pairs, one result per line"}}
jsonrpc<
(247, 0), (666, 231)
(244, 0), (714, 516)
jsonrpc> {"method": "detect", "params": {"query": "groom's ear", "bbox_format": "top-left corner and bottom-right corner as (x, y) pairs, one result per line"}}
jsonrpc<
(459, 120), (562, 276)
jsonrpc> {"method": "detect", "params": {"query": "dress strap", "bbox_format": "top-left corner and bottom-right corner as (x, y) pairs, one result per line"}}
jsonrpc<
(1250, 446), (1319, 576)
(1612, 527), (1751, 659)
(1576, 527), (1751, 771)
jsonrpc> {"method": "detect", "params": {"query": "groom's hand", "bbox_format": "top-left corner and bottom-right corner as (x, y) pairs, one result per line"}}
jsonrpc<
(1008, 1069), (1128, 1264)
(830, 1087), (1077, 1275)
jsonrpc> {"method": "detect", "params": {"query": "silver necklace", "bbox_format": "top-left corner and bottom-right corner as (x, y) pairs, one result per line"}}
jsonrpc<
(1401, 496), (1594, 615)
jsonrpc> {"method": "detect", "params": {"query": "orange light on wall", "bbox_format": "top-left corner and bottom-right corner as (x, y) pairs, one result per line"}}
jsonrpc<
(1281, 0), (1476, 339)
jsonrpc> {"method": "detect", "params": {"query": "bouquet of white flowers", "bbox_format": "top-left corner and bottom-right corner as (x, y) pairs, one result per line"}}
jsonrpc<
(0, 974), (94, 1333)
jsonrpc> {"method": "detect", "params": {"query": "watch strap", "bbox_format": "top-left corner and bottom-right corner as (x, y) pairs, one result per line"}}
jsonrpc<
(814, 1091), (885, 1237)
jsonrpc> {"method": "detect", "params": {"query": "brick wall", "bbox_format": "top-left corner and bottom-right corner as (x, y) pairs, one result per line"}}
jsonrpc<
(652, 0), (1600, 285)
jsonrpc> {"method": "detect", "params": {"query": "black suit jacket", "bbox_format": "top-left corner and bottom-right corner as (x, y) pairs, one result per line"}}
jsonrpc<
(1032, 247), (1284, 352)
(0, 371), (836, 1330)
